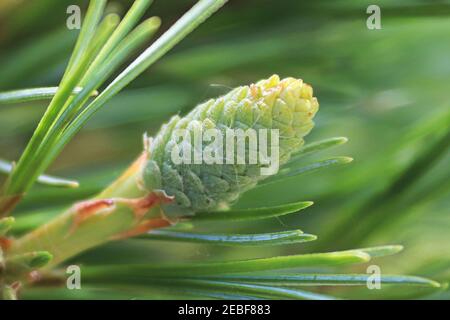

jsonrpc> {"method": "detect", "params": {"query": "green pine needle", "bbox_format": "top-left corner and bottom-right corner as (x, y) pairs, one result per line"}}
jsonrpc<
(0, 87), (98, 104)
(204, 274), (441, 288)
(0, 159), (79, 188)
(290, 136), (348, 160)
(193, 201), (313, 221)
(82, 249), (372, 279)
(140, 229), (317, 246)
(260, 156), (353, 186)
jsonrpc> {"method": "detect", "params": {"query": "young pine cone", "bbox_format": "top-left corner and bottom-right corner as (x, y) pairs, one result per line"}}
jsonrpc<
(143, 75), (319, 217)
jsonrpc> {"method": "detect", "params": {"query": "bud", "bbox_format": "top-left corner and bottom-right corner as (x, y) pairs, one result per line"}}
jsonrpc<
(144, 75), (319, 217)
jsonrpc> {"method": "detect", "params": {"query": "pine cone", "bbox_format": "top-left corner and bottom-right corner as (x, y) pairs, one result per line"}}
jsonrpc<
(143, 75), (319, 217)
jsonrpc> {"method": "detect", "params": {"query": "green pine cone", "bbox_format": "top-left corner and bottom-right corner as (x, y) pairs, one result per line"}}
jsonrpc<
(143, 75), (319, 217)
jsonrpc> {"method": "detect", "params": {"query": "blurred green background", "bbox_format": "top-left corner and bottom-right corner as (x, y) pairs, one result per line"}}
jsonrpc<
(0, 0), (449, 299)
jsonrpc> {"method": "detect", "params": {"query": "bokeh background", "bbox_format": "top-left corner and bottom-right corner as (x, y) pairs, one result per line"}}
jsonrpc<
(0, 0), (449, 299)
